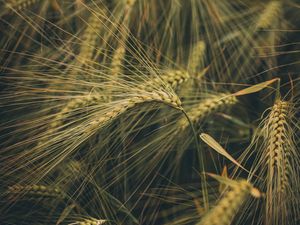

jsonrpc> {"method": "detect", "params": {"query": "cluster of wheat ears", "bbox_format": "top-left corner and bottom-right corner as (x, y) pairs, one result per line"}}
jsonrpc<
(0, 0), (299, 225)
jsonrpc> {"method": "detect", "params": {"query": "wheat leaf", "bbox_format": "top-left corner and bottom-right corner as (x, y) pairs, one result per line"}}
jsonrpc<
(233, 78), (279, 96)
(200, 133), (246, 171)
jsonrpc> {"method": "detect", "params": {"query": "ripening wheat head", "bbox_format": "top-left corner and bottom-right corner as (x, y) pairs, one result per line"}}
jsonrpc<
(197, 176), (261, 225)
(234, 98), (300, 225)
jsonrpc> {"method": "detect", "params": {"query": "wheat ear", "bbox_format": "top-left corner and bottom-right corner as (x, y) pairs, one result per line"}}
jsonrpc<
(256, 1), (281, 30)
(55, 159), (84, 184)
(110, 46), (126, 81)
(49, 94), (108, 131)
(236, 99), (299, 225)
(5, 0), (40, 10)
(107, 0), (137, 100)
(197, 179), (260, 225)
(70, 218), (106, 225)
(7, 184), (65, 199)
(10, 90), (181, 184)
(262, 100), (298, 224)
(88, 91), (182, 130)
(188, 41), (206, 75)
(151, 70), (190, 89)
(36, 94), (107, 148)
(77, 9), (104, 67)
(177, 93), (237, 131)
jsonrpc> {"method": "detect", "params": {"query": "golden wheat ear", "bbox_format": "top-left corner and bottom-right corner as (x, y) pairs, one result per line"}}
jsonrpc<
(6, 184), (65, 200)
(197, 175), (260, 225)
(39, 93), (108, 147)
(149, 69), (190, 90)
(4, 0), (41, 12)
(260, 100), (299, 225)
(177, 93), (237, 131)
(69, 217), (106, 225)
(76, 8), (105, 68)
(188, 41), (206, 76)
(233, 99), (300, 225)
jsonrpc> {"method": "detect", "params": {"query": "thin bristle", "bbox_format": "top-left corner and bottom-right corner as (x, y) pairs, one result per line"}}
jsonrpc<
(49, 94), (108, 132)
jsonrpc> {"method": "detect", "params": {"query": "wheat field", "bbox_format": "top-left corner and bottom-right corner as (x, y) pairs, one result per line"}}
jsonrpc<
(0, 1), (299, 225)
